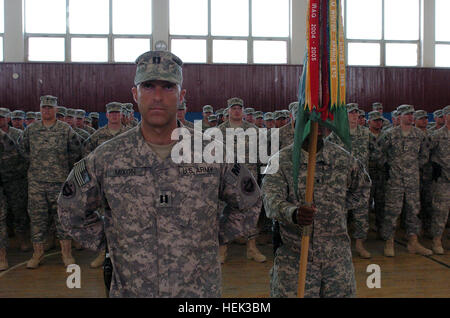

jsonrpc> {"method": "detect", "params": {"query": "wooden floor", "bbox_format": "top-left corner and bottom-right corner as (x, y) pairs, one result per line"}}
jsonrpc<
(0, 228), (448, 298)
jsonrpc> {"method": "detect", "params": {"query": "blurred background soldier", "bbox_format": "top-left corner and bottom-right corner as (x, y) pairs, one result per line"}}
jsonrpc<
(223, 109), (229, 122)
(243, 107), (255, 124)
(25, 112), (36, 127)
(282, 110), (291, 126)
(216, 109), (224, 125)
(208, 114), (218, 127)
(56, 106), (67, 122)
(430, 109), (444, 132)
(176, 100), (193, 129)
(376, 104), (432, 257)
(19, 95), (82, 268)
(278, 103), (297, 150)
(36, 112), (42, 121)
(0, 108), (23, 144)
(390, 110), (400, 129)
(84, 116), (93, 129)
(254, 111), (265, 128)
(262, 124), (371, 297)
(11, 110), (26, 131)
(89, 112), (100, 130)
(428, 105), (449, 254)
(274, 111), (285, 128)
(66, 109), (90, 140)
(358, 109), (367, 127)
(202, 105), (214, 129)
(75, 109), (93, 136)
(264, 112), (275, 129)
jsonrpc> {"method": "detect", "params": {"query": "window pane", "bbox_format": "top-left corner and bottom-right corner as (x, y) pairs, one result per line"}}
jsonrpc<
(385, 0), (419, 41)
(436, 0), (450, 42)
(347, 42), (380, 66)
(254, 41), (287, 64)
(213, 40), (247, 63)
(25, 0), (66, 34)
(171, 39), (206, 63)
(71, 38), (108, 62)
(170, 0), (207, 36)
(252, 0), (289, 37)
(113, 0), (152, 35)
(70, 0), (109, 34)
(346, 0), (381, 40)
(435, 44), (450, 68)
(0, 37), (3, 61)
(114, 38), (151, 62)
(211, 0), (248, 36)
(386, 43), (417, 66)
(0, 0), (4, 33)
(28, 37), (65, 61)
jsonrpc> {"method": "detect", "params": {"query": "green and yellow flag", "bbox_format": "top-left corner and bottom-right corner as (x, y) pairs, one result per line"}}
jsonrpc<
(293, 0), (350, 197)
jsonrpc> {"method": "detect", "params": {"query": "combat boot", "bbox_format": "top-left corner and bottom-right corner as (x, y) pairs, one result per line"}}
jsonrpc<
(16, 232), (31, 252)
(384, 238), (395, 257)
(90, 250), (106, 268)
(26, 243), (45, 269)
(0, 248), (8, 271)
(246, 238), (266, 263)
(407, 235), (433, 256)
(431, 236), (444, 255)
(355, 239), (371, 259)
(219, 245), (227, 264)
(60, 240), (76, 267)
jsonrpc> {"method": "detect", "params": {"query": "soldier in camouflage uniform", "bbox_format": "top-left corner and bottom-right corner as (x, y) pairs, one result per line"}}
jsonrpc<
(262, 124), (371, 297)
(326, 103), (374, 258)
(176, 100), (194, 129)
(264, 112), (275, 129)
(56, 106), (67, 122)
(428, 105), (450, 254)
(216, 109), (224, 125)
(65, 108), (90, 140)
(254, 111), (265, 128)
(0, 108), (24, 143)
(57, 51), (261, 297)
(430, 109), (444, 132)
(202, 105), (214, 129)
(278, 103), (297, 150)
(25, 112), (36, 127)
(123, 103), (139, 128)
(19, 95), (83, 268)
(375, 104), (433, 257)
(11, 110), (26, 131)
(89, 112), (100, 130)
(208, 114), (218, 127)
(1, 130), (26, 270)
(243, 108), (255, 124)
(75, 109), (94, 136)
(217, 97), (266, 263)
(358, 109), (367, 127)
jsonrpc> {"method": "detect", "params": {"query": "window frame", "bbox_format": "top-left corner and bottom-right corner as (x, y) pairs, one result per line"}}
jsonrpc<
(344, 0), (422, 67)
(24, 0), (153, 63)
(169, 0), (291, 64)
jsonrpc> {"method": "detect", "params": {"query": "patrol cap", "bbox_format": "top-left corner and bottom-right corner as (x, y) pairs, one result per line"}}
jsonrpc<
(40, 95), (58, 107)
(254, 111), (264, 119)
(215, 109), (224, 116)
(26, 111), (36, 119)
(282, 110), (290, 117)
(397, 104), (415, 115)
(36, 112), (42, 120)
(433, 109), (443, 118)
(346, 103), (359, 113)
(372, 102), (383, 111)
(56, 106), (67, 116)
(75, 109), (86, 119)
(391, 110), (399, 118)
(89, 112), (100, 119)
(368, 111), (382, 121)
(124, 103), (134, 112)
(134, 51), (183, 86)
(244, 108), (255, 115)
(11, 110), (26, 119)
(203, 105), (214, 113)
(66, 109), (77, 117)
(177, 101), (187, 110)
(0, 108), (10, 118)
(414, 110), (428, 120)
(208, 115), (217, 122)
(106, 102), (123, 113)
(84, 117), (92, 123)
(358, 109), (366, 117)
(443, 105), (450, 116)
(227, 97), (244, 108)
(264, 112), (274, 121)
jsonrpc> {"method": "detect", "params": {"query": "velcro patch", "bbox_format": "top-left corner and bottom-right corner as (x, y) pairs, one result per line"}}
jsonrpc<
(62, 181), (76, 198)
(106, 168), (146, 178)
(179, 165), (216, 176)
(74, 159), (91, 187)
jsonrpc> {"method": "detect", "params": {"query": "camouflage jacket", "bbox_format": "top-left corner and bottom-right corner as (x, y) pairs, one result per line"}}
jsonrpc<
(83, 125), (97, 135)
(6, 126), (23, 144)
(0, 130), (25, 183)
(82, 125), (129, 157)
(278, 123), (295, 150)
(74, 127), (91, 140)
(57, 124), (261, 298)
(262, 141), (371, 251)
(430, 126), (449, 183)
(19, 120), (82, 183)
(326, 126), (375, 169)
(375, 126), (429, 187)
(181, 120), (194, 129)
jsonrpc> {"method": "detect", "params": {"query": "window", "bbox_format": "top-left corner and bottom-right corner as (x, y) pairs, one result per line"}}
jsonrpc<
(24, 0), (152, 62)
(169, 0), (290, 64)
(435, 0), (450, 67)
(0, 0), (3, 61)
(345, 0), (420, 67)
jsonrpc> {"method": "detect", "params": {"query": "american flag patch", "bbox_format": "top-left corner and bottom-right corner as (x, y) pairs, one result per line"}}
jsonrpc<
(74, 159), (91, 187)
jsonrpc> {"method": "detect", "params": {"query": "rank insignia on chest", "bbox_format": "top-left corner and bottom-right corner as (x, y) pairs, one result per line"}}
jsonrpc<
(157, 191), (173, 208)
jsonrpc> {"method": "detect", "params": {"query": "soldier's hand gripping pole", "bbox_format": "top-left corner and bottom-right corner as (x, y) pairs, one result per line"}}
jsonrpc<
(297, 121), (318, 298)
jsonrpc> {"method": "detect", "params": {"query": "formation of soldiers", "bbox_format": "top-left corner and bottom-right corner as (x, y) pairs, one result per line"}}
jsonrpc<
(0, 50), (448, 298)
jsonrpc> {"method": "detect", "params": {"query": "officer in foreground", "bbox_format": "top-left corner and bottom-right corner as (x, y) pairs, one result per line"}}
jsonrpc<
(57, 51), (261, 298)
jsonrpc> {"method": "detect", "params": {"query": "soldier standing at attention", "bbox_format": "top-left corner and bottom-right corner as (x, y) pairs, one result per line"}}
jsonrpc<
(19, 95), (83, 268)
(75, 109), (94, 136)
(262, 124), (371, 297)
(79, 110), (96, 135)
(57, 51), (261, 298)
(217, 97), (267, 264)
(358, 109), (367, 127)
(66, 109), (90, 141)
(25, 112), (36, 127)
(430, 109), (445, 132)
(327, 103), (373, 258)
(428, 105), (450, 254)
(202, 105), (214, 129)
(89, 112), (100, 130)
(278, 102), (297, 150)
(264, 112), (275, 129)
(376, 104), (433, 257)
(0, 108), (23, 143)
(176, 100), (194, 129)
(208, 115), (218, 127)
(11, 110), (26, 131)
